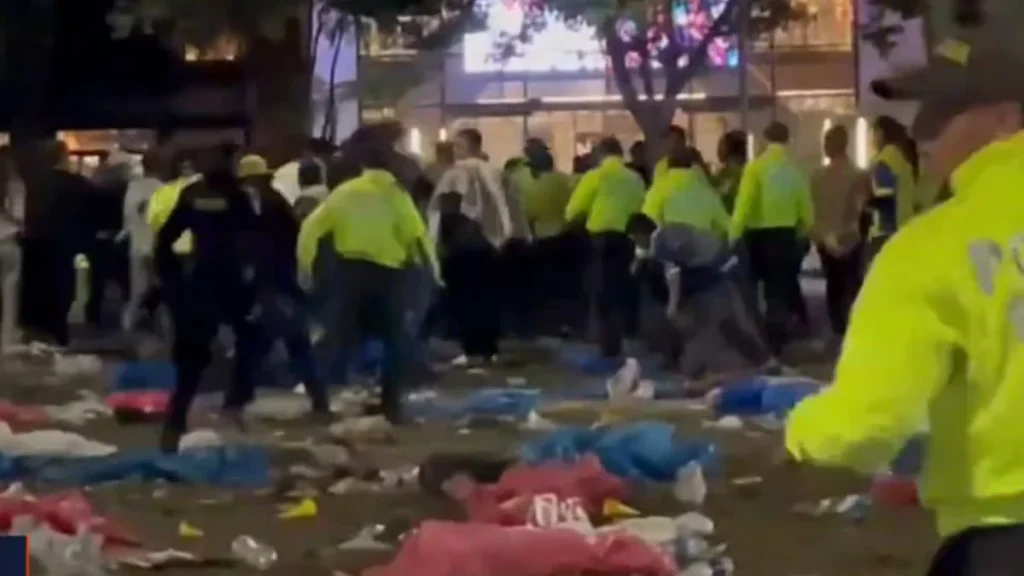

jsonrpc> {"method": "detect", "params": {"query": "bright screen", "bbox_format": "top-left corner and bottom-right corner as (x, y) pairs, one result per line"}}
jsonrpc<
(463, 0), (738, 73)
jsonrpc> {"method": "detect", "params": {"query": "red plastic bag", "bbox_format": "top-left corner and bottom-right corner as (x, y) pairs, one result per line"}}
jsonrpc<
(448, 456), (628, 525)
(364, 521), (676, 576)
(0, 491), (141, 548)
(870, 475), (919, 507)
(105, 391), (169, 415)
(0, 401), (50, 430)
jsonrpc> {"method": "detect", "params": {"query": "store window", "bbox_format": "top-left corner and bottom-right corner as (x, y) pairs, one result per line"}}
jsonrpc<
(184, 34), (242, 61)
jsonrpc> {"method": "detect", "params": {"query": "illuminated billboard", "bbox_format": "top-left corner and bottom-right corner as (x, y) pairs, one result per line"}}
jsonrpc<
(309, 0), (359, 143)
(463, 0), (738, 73)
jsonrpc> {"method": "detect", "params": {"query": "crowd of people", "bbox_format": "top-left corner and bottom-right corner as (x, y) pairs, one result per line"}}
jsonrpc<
(0, 112), (932, 451)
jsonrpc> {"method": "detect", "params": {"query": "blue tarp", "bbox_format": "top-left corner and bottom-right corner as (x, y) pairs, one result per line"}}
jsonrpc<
(111, 361), (177, 392)
(0, 446), (270, 488)
(407, 388), (540, 422)
(713, 376), (821, 417)
(521, 422), (717, 482)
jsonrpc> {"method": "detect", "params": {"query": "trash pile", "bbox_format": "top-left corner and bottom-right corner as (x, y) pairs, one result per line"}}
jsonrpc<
(365, 418), (725, 576)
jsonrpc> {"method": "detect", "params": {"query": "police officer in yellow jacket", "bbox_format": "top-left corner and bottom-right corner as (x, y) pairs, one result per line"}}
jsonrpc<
(786, 13), (1024, 574)
(297, 143), (440, 424)
(730, 121), (813, 351)
(565, 136), (646, 358)
(155, 146), (267, 453)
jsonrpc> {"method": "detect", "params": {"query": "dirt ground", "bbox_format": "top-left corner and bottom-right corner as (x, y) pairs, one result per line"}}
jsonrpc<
(3, 343), (936, 576)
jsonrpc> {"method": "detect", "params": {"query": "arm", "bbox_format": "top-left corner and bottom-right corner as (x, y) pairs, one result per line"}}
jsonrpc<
(709, 191), (731, 240)
(564, 171), (599, 224)
(665, 265), (681, 316)
(641, 179), (667, 226)
(728, 161), (759, 242)
(395, 189), (442, 284)
(296, 197), (335, 276)
(153, 190), (192, 289)
(785, 236), (961, 472)
(796, 171), (814, 236)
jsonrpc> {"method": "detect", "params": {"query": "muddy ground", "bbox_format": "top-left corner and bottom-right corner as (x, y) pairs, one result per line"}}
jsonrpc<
(3, 343), (935, 576)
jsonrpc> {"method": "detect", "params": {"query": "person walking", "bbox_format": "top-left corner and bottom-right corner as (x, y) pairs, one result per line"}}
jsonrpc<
(565, 136), (646, 359)
(298, 142), (441, 424)
(428, 128), (520, 366)
(729, 122), (813, 352)
(120, 152), (163, 333)
(865, 115), (916, 265)
(154, 146), (267, 452)
(0, 146), (24, 351)
(810, 125), (867, 338)
(238, 154), (330, 419)
(786, 12), (1024, 574)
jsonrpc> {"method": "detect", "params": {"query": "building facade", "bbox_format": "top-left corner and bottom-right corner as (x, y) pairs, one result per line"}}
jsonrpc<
(357, 0), (861, 171)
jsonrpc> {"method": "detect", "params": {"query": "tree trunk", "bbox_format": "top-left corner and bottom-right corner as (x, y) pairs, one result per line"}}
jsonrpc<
(247, 22), (310, 166)
(5, 0), (57, 238)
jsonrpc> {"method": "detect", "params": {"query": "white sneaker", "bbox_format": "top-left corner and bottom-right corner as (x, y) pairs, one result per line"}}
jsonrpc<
(450, 354), (470, 367)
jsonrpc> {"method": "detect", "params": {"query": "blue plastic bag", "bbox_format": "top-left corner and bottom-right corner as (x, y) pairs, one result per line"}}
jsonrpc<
(522, 422), (716, 482)
(408, 388), (540, 422)
(714, 376), (820, 417)
(27, 446), (270, 488)
(111, 361), (177, 392)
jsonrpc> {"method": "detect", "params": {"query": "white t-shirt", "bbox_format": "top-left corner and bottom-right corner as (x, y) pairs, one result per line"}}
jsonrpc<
(123, 176), (163, 255)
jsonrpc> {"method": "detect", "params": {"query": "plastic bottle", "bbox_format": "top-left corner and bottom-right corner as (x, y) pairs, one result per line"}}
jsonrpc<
(231, 535), (278, 570)
(607, 358), (641, 401)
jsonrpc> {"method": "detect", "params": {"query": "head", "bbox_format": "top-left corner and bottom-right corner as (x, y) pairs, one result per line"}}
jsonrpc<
(666, 144), (696, 170)
(717, 130), (748, 165)
(625, 213), (658, 251)
(872, 116), (907, 152)
(174, 151), (197, 179)
(592, 136), (624, 163)
(572, 154), (591, 174)
(141, 151), (161, 178)
(236, 154), (271, 189)
(348, 140), (392, 172)
(454, 128), (483, 160)
(434, 141), (455, 167)
(297, 159), (325, 189)
(665, 125), (687, 150)
(629, 140), (647, 165)
(823, 125), (849, 161)
(524, 137), (548, 159)
(306, 137), (336, 158)
(914, 100), (1023, 183)
(763, 121), (790, 145)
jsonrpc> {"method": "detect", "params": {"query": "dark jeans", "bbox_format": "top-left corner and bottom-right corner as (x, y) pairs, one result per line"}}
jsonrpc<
(745, 227), (806, 353)
(164, 279), (268, 449)
(85, 236), (128, 328)
(19, 237), (75, 347)
(259, 288), (328, 412)
(499, 238), (533, 337)
(928, 525), (1024, 576)
(534, 231), (588, 335)
(817, 243), (863, 336)
(675, 269), (772, 379)
(325, 258), (406, 419)
(589, 231), (636, 358)
(443, 243), (500, 358)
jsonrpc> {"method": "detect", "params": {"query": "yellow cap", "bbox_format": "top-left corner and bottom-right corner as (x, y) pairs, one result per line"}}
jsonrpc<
(237, 154), (270, 178)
